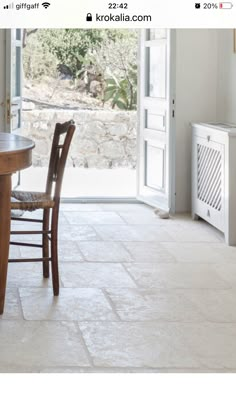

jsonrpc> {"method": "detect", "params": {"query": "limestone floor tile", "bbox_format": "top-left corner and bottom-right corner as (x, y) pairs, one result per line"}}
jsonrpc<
(61, 203), (103, 212)
(0, 289), (23, 320)
(117, 212), (171, 225)
(211, 244), (236, 263)
(106, 288), (204, 322)
(19, 288), (117, 321)
(7, 262), (52, 288)
(94, 225), (173, 242)
(13, 210), (68, 226)
(162, 243), (226, 263)
(177, 322), (236, 369)
(9, 245), (21, 259)
(181, 290), (236, 322)
(10, 221), (42, 244)
(164, 217), (222, 235)
(38, 366), (236, 373)
(17, 245), (45, 259)
(100, 203), (154, 213)
(0, 366), (41, 373)
(10, 232), (41, 243)
(169, 215), (211, 227)
(122, 242), (175, 263)
(78, 241), (133, 262)
(163, 224), (223, 243)
(214, 264), (236, 288)
(58, 212), (70, 225)
(79, 322), (202, 368)
(63, 211), (125, 225)
(0, 321), (90, 369)
(60, 262), (136, 288)
(59, 241), (84, 262)
(124, 263), (229, 289)
(10, 221), (40, 230)
(20, 240), (84, 262)
(59, 225), (99, 241)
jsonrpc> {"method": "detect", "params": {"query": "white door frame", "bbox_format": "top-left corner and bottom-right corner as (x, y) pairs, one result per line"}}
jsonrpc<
(5, 29), (23, 188)
(5, 29), (23, 133)
(137, 29), (176, 213)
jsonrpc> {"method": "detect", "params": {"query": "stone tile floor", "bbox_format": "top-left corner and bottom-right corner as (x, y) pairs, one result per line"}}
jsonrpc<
(2, 202), (236, 372)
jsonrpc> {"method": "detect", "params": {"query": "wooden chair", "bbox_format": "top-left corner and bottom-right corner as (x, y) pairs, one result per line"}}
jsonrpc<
(9, 120), (76, 295)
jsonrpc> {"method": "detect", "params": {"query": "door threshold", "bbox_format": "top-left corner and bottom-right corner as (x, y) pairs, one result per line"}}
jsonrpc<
(61, 197), (140, 204)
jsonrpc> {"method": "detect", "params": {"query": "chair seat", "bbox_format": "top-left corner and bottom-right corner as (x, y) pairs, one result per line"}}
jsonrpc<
(11, 190), (54, 212)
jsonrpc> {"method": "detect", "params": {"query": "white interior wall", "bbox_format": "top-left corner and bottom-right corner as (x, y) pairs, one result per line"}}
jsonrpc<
(217, 29), (236, 123)
(175, 29), (219, 212)
(0, 30), (5, 131)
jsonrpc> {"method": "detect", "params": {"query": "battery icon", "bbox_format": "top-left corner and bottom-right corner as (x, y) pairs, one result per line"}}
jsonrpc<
(219, 2), (233, 8)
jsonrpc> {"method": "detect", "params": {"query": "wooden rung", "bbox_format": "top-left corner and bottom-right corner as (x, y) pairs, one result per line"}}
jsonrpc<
(10, 241), (43, 248)
(11, 217), (44, 223)
(11, 230), (51, 235)
(8, 257), (51, 263)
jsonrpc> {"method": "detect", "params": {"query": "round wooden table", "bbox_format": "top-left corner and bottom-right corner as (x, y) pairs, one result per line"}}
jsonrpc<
(0, 133), (35, 314)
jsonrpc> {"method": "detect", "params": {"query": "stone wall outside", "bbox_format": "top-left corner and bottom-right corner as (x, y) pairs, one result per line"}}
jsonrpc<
(22, 109), (137, 169)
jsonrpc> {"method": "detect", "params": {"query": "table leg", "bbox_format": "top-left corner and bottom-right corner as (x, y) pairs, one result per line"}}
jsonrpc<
(0, 174), (11, 315)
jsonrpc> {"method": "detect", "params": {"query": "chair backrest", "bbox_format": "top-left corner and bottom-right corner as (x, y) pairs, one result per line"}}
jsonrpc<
(45, 120), (76, 203)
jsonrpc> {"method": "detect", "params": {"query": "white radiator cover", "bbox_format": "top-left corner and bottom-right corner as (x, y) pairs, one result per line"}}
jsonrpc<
(192, 123), (236, 245)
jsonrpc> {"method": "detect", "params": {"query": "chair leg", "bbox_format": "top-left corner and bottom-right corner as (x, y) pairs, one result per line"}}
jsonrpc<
(51, 208), (59, 296)
(42, 209), (50, 278)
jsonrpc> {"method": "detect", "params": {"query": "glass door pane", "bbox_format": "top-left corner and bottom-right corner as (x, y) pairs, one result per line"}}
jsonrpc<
(146, 44), (167, 99)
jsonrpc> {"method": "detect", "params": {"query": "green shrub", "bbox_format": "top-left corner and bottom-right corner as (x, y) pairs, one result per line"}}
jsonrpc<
(23, 30), (58, 79)
(104, 64), (137, 110)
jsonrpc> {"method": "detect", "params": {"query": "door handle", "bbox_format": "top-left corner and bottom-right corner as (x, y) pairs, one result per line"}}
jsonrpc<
(6, 98), (11, 124)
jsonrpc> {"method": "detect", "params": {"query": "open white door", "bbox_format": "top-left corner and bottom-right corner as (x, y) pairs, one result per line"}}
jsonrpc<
(5, 29), (23, 188)
(137, 29), (175, 212)
(5, 29), (23, 133)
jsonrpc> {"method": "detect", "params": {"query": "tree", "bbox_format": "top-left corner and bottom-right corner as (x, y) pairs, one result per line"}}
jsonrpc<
(39, 29), (105, 78)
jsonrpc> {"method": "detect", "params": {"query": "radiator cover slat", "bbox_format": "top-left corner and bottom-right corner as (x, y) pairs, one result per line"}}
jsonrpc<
(197, 143), (222, 212)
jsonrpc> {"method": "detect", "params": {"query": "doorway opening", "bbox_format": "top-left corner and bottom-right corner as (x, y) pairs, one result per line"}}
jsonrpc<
(20, 29), (138, 199)
(7, 28), (175, 209)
